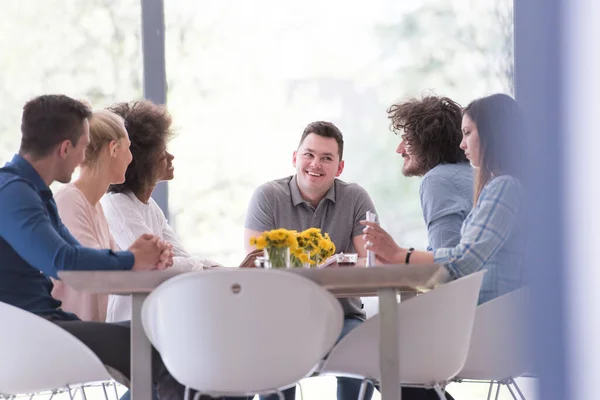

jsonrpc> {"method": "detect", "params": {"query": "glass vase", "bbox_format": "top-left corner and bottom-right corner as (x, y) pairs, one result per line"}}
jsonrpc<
(264, 246), (290, 269)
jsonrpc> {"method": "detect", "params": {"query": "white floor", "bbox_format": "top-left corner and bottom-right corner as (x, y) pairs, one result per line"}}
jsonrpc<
(7, 376), (537, 400)
(297, 376), (537, 400)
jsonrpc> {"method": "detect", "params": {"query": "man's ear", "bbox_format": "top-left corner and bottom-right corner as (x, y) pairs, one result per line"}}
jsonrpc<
(58, 140), (71, 159)
(336, 160), (345, 177)
(292, 151), (297, 168)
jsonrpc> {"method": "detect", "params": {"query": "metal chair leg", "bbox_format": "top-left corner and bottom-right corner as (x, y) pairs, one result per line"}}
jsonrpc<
(67, 385), (75, 400)
(101, 382), (110, 400)
(494, 381), (502, 400)
(486, 380), (495, 400)
(112, 381), (120, 400)
(433, 383), (446, 400)
(358, 379), (370, 400)
(297, 382), (305, 400)
(193, 392), (203, 400)
(510, 378), (528, 400)
(276, 389), (285, 400)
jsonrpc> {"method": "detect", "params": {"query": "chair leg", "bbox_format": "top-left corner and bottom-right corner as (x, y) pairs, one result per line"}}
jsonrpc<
(101, 382), (110, 400)
(276, 390), (285, 400)
(81, 386), (88, 400)
(510, 378), (527, 400)
(506, 381), (519, 400)
(486, 381), (495, 400)
(433, 383), (446, 400)
(297, 382), (305, 400)
(357, 379), (369, 400)
(184, 386), (191, 400)
(494, 381), (502, 400)
(112, 382), (120, 400)
(67, 385), (75, 400)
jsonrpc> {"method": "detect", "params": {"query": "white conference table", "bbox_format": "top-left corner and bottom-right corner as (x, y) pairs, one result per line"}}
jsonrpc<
(59, 264), (449, 400)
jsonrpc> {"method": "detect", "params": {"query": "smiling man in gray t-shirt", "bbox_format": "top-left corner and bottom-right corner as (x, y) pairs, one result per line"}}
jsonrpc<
(244, 121), (376, 400)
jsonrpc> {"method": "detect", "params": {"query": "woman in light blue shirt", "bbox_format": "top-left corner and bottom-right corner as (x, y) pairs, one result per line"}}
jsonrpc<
(363, 93), (525, 304)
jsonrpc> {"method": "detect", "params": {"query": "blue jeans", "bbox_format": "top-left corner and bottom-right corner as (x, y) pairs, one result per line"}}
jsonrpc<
(259, 316), (375, 400)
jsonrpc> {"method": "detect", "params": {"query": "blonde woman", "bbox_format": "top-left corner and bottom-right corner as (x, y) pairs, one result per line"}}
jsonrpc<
(52, 108), (141, 321)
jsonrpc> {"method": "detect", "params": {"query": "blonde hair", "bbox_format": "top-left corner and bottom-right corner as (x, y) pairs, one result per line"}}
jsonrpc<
(82, 109), (126, 167)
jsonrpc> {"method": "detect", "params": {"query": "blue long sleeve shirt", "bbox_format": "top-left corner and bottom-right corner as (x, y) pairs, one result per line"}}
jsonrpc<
(0, 154), (134, 321)
(419, 163), (474, 251)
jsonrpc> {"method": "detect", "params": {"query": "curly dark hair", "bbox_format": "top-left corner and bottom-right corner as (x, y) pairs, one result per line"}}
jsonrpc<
(106, 100), (173, 196)
(387, 95), (467, 175)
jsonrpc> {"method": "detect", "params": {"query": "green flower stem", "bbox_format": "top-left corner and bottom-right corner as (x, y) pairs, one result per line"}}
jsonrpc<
(266, 246), (290, 269)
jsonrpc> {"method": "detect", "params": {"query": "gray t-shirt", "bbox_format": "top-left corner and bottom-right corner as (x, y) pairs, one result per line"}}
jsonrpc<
(420, 163), (474, 251)
(245, 175), (377, 319)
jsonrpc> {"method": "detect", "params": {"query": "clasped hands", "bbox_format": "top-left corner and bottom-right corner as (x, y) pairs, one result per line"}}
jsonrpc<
(129, 233), (175, 271)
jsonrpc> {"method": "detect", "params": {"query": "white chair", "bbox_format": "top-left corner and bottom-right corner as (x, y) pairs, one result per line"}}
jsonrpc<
(455, 288), (532, 400)
(0, 301), (119, 399)
(141, 269), (344, 399)
(319, 270), (485, 400)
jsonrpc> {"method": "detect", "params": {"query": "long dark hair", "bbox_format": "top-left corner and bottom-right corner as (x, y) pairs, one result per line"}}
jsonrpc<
(463, 94), (525, 203)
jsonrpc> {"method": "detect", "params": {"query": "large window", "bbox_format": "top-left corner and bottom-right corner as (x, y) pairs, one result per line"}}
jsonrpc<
(164, 0), (514, 265)
(0, 0), (143, 167)
(1, 0), (514, 266)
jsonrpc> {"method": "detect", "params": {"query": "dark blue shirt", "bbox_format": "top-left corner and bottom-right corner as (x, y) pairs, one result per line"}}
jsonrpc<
(0, 154), (134, 321)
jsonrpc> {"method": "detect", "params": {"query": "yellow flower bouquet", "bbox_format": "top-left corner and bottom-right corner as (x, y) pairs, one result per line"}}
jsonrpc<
(294, 228), (336, 267)
(249, 228), (336, 268)
(249, 228), (298, 268)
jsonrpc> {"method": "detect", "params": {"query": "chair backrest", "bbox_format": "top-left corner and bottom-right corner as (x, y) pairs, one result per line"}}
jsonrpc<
(458, 287), (531, 380)
(0, 302), (112, 395)
(141, 269), (344, 396)
(321, 270), (485, 384)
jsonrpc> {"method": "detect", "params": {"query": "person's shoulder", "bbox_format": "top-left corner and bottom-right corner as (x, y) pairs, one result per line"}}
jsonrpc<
(54, 183), (88, 208)
(0, 172), (36, 197)
(254, 176), (293, 197)
(101, 192), (139, 219)
(147, 197), (167, 217)
(102, 191), (134, 206)
(421, 163), (473, 193)
(334, 178), (370, 195)
(487, 175), (521, 192)
(425, 162), (473, 180)
(54, 183), (82, 200)
(481, 175), (522, 204)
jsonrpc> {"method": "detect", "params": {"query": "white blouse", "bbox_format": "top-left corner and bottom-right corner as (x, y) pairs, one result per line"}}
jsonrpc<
(101, 191), (219, 322)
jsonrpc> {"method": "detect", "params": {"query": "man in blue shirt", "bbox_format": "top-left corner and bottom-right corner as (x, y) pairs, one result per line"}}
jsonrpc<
(0, 95), (190, 399)
(362, 95), (471, 400)
(375, 95), (474, 257)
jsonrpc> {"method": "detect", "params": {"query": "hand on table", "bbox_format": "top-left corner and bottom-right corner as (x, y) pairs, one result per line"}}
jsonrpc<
(238, 248), (263, 268)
